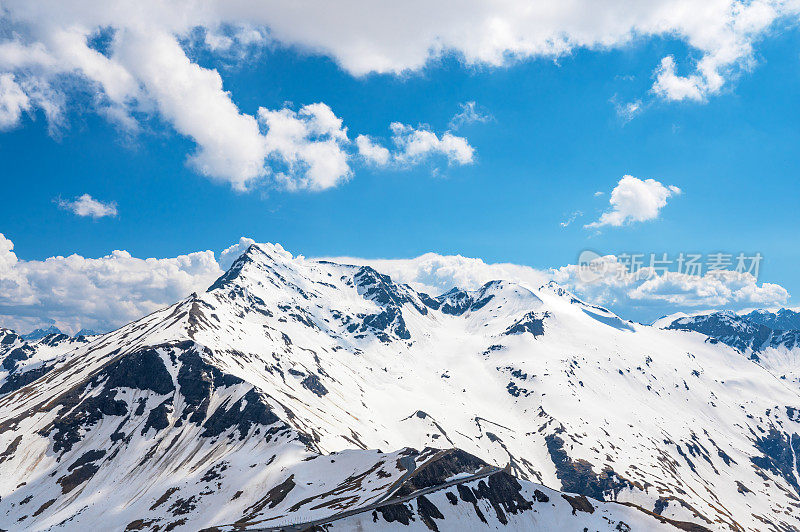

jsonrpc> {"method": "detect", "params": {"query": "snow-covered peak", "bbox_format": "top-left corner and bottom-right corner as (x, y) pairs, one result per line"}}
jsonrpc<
(651, 311), (698, 328)
(207, 241), (310, 297)
(433, 279), (542, 318)
(538, 280), (596, 307)
(537, 280), (632, 325)
(243, 240), (290, 262)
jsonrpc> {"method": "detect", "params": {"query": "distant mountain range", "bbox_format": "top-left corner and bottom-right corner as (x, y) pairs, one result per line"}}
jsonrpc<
(659, 308), (800, 357)
(20, 326), (100, 341)
(2, 243), (800, 530)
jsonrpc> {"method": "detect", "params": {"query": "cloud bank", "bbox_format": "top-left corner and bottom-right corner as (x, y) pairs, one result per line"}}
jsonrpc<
(0, 233), (223, 334)
(552, 254), (790, 321)
(0, 234), (790, 334)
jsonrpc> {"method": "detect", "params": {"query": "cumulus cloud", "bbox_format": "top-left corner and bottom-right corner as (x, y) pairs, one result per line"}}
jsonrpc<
(356, 105), (478, 169)
(552, 254), (789, 321)
(257, 103), (352, 190)
(245, 0), (792, 100)
(0, 0), (790, 188)
(355, 125), (475, 169)
(115, 29), (268, 188)
(586, 175), (681, 228)
(390, 122), (474, 166)
(648, 0), (780, 102)
(0, 233), (223, 334)
(58, 194), (118, 218)
(652, 56), (707, 102)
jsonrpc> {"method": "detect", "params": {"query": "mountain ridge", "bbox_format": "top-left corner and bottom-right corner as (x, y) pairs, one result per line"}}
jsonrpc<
(1, 242), (800, 530)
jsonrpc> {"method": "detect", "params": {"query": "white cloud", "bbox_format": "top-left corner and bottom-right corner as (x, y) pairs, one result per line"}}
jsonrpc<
(257, 103), (352, 191)
(115, 29), (269, 189)
(355, 134), (391, 166)
(630, 270), (789, 308)
(356, 104), (480, 169)
(58, 194), (118, 219)
(0, 233), (223, 334)
(202, 26), (268, 54)
(355, 123), (475, 169)
(243, 0), (792, 99)
(449, 101), (493, 130)
(613, 98), (642, 123)
(204, 32), (235, 52)
(390, 122), (475, 166)
(0, 5), (491, 192)
(219, 236), (255, 270)
(0, 73), (31, 130)
(586, 175), (681, 228)
(652, 56), (706, 102)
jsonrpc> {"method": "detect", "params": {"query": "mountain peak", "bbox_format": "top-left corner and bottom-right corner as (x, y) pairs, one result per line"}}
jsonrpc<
(21, 325), (63, 340)
(247, 241), (293, 261)
(207, 242), (296, 293)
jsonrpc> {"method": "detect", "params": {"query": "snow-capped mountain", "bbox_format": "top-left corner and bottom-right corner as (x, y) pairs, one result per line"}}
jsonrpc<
(2, 243), (800, 531)
(743, 308), (800, 331)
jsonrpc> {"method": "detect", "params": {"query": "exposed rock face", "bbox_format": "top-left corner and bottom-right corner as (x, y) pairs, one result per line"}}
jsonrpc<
(504, 311), (548, 337)
(333, 471), (686, 531)
(393, 449), (488, 496)
(545, 432), (633, 501)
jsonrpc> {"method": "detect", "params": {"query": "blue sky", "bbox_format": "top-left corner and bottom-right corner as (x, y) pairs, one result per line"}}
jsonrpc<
(0, 2), (799, 332)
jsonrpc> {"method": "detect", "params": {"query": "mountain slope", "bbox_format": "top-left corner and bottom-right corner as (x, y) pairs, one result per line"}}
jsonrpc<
(660, 309), (800, 388)
(1, 243), (800, 530)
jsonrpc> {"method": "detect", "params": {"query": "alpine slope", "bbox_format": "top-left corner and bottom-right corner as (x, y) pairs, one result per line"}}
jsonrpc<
(1, 243), (799, 531)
